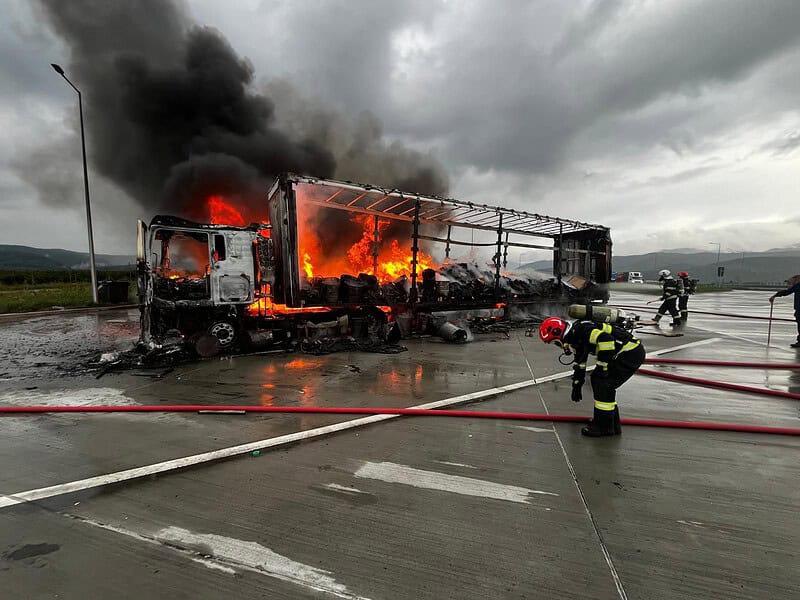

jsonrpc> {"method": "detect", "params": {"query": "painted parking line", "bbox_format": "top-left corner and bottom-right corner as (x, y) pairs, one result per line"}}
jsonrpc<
(68, 515), (370, 599)
(354, 461), (557, 502)
(0, 337), (720, 510)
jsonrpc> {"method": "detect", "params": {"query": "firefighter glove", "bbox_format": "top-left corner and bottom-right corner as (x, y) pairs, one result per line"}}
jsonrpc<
(571, 380), (582, 402)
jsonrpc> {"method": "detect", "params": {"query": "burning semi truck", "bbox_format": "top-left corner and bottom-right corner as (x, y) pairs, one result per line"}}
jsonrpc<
(136, 173), (611, 354)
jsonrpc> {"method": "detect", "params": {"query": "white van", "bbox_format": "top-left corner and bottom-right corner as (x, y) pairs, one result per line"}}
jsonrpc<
(627, 272), (644, 284)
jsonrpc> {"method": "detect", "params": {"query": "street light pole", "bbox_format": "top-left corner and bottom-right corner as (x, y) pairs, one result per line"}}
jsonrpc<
(740, 252), (745, 282)
(51, 63), (98, 304)
(727, 248), (746, 283)
(709, 241), (721, 288)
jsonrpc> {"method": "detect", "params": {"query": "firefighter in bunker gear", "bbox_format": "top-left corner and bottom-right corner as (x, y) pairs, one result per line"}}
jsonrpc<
(770, 274), (800, 348)
(653, 269), (683, 327)
(539, 317), (646, 437)
(677, 271), (694, 323)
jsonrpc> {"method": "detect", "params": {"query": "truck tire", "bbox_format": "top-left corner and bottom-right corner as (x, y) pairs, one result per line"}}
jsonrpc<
(209, 320), (237, 347)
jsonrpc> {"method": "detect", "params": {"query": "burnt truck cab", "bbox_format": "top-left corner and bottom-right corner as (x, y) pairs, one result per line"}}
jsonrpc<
(136, 213), (391, 351)
(137, 216), (274, 347)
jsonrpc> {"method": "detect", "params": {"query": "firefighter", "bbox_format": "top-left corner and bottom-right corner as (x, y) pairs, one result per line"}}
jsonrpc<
(539, 317), (646, 437)
(653, 269), (682, 327)
(769, 274), (800, 348)
(677, 271), (694, 323)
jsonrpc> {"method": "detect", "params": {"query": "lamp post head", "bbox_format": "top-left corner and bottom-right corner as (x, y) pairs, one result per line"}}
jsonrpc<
(51, 63), (65, 75)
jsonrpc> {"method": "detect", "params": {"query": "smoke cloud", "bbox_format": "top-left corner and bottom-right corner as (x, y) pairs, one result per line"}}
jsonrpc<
(33, 0), (448, 224)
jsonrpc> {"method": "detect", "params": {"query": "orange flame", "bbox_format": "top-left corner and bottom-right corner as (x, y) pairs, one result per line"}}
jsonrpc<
(298, 209), (437, 284)
(302, 252), (314, 279)
(208, 195), (246, 226)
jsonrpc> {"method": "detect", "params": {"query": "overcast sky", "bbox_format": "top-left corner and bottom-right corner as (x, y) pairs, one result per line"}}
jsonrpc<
(1, 0), (799, 260)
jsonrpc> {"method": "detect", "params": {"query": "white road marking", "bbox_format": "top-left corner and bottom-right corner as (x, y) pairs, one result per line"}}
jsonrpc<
(0, 337), (719, 510)
(645, 337), (721, 357)
(0, 387), (134, 407)
(515, 426), (554, 433)
(192, 557), (237, 574)
(677, 520), (705, 528)
(354, 461), (557, 502)
(67, 514), (368, 599)
(157, 526), (369, 599)
(323, 483), (371, 495)
(689, 325), (795, 353)
(434, 460), (478, 469)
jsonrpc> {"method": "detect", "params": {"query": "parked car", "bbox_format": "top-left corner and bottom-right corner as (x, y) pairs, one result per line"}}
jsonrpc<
(627, 271), (644, 284)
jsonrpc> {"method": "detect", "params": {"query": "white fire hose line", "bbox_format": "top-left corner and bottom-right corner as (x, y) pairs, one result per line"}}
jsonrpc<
(0, 337), (720, 511)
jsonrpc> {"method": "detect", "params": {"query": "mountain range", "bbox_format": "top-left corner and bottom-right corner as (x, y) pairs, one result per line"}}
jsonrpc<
(525, 248), (800, 285)
(2, 243), (798, 284)
(0, 245), (135, 270)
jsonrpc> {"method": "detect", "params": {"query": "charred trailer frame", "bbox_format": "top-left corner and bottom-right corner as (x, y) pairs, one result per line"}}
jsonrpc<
(268, 173), (612, 311)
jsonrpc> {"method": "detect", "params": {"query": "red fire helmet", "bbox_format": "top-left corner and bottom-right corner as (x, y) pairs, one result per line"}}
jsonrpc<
(539, 317), (569, 344)
(678, 271), (689, 277)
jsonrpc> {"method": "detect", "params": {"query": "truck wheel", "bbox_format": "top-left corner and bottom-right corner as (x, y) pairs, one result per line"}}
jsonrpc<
(209, 321), (237, 347)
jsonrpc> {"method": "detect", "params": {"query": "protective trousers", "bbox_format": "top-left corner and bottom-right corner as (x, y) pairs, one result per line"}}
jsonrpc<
(795, 311), (800, 344)
(655, 297), (681, 325)
(678, 295), (689, 322)
(588, 344), (646, 435)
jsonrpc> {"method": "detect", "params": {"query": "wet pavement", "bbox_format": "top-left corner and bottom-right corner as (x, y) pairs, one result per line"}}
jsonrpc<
(0, 290), (798, 599)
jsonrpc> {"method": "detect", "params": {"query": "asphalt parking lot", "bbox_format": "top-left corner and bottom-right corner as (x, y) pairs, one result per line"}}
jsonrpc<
(1, 290), (798, 599)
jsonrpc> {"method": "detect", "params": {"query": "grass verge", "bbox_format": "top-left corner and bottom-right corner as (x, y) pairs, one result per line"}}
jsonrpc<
(0, 282), (137, 313)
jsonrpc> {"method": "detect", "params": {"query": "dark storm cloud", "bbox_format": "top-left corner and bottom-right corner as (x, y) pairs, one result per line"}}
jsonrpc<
(291, 0), (800, 176)
(586, 2), (800, 115)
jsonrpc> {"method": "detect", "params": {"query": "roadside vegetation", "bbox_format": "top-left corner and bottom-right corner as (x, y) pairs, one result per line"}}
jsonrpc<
(0, 270), (136, 313)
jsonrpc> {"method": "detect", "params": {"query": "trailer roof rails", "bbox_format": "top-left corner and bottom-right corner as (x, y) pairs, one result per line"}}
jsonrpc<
(278, 173), (609, 239)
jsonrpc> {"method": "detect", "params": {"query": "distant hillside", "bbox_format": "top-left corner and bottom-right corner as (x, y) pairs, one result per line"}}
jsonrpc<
(0, 245), (134, 270)
(524, 249), (800, 285)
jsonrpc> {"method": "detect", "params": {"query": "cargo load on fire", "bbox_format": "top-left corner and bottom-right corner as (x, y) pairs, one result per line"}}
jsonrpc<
(137, 173), (612, 353)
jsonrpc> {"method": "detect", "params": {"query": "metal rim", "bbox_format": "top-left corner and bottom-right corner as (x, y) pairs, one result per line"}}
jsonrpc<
(209, 321), (236, 347)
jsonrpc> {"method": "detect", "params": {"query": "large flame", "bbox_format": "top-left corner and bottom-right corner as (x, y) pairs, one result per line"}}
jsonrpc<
(298, 212), (436, 284)
(208, 195), (246, 226)
(201, 195), (437, 317)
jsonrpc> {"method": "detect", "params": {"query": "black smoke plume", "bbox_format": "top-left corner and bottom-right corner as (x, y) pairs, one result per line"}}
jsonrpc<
(35, 0), (448, 225)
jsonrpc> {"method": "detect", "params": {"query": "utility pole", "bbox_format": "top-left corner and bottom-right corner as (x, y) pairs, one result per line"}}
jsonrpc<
(52, 63), (99, 304)
(709, 241), (721, 288)
(727, 248), (746, 283)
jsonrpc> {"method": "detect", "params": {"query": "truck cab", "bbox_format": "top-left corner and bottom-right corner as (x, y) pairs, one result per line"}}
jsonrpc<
(137, 216), (273, 346)
(627, 271), (644, 284)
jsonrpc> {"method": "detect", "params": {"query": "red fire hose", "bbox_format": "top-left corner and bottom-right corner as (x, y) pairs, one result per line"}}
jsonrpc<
(644, 358), (800, 369)
(614, 304), (796, 323)
(637, 368), (800, 400)
(0, 404), (798, 436)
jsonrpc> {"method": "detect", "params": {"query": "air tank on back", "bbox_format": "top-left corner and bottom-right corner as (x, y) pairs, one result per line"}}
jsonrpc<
(568, 304), (627, 325)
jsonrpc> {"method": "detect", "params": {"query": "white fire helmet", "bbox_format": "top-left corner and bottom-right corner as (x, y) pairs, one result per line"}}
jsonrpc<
(658, 269), (671, 278)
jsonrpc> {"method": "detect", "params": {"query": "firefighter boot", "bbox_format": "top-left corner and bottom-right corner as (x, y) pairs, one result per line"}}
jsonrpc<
(608, 389), (621, 434)
(671, 318), (683, 328)
(581, 403), (617, 437)
(680, 310), (688, 323)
